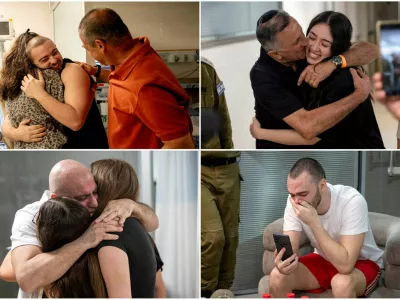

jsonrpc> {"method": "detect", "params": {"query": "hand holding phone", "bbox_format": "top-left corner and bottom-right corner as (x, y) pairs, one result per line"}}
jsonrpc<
(377, 21), (400, 96)
(273, 233), (298, 275)
(273, 233), (294, 261)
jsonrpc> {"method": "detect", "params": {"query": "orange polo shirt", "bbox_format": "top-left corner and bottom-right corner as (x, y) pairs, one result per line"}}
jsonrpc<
(107, 37), (193, 149)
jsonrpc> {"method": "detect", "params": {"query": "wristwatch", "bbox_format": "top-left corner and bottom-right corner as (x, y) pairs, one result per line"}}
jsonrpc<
(331, 55), (343, 69)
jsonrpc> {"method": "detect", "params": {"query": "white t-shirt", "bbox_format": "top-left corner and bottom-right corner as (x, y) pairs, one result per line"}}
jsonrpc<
(283, 183), (384, 268)
(10, 191), (49, 298)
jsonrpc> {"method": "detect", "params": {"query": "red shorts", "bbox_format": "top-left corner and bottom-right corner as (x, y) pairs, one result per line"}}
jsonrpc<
(299, 253), (381, 296)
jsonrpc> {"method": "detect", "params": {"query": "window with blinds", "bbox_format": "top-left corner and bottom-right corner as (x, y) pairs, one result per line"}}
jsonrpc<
(201, 2), (281, 43)
(233, 151), (359, 293)
(363, 151), (400, 218)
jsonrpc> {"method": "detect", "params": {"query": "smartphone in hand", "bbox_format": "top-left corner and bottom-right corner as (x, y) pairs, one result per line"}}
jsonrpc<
(273, 233), (294, 261)
(377, 21), (400, 96)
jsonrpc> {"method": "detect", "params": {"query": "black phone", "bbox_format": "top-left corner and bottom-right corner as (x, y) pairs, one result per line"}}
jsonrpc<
(377, 20), (400, 96)
(273, 233), (294, 261)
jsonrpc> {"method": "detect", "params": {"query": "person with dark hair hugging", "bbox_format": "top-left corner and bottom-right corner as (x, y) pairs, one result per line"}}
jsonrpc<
(249, 10), (384, 149)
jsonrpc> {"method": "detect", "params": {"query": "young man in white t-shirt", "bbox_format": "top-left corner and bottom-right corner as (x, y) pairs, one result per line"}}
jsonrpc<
(269, 158), (383, 298)
(0, 159), (158, 298)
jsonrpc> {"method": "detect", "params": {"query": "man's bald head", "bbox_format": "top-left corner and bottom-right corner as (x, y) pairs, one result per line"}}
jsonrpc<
(49, 159), (93, 197)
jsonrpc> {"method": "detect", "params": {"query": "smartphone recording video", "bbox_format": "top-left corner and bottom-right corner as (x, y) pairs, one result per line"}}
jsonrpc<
(377, 21), (400, 96)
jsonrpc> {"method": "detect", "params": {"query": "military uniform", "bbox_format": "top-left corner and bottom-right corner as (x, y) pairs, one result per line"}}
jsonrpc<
(201, 57), (241, 297)
(201, 57), (234, 150)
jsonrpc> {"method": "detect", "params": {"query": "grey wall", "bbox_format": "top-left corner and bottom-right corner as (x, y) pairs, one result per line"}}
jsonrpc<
(0, 151), (139, 298)
(364, 151), (400, 217)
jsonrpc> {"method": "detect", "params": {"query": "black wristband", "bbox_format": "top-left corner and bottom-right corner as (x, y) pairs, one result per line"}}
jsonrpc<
(94, 65), (101, 77)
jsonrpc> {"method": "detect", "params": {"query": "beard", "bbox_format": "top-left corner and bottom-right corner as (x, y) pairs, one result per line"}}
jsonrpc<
(311, 188), (322, 209)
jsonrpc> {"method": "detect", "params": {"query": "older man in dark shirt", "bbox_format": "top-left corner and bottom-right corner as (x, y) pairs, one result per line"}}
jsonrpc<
(250, 10), (378, 148)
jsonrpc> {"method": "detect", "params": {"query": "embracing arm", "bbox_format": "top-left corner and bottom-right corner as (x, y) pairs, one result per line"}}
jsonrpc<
(22, 64), (94, 131)
(11, 242), (88, 292)
(250, 117), (319, 145)
(342, 41), (379, 67)
(1, 115), (46, 142)
(76, 62), (111, 83)
(98, 246), (132, 298)
(285, 69), (369, 139)
(298, 41), (379, 87)
(11, 221), (121, 292)
(96, 200), (159, 232)
(131, 202), (159, 232)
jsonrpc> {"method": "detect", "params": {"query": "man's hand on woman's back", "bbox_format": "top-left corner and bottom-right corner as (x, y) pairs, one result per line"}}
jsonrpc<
(95, 199), (159, 232)
(297, 61), (336, 88)
(78, 220), (123, 249)
(350, 68), (371, 102)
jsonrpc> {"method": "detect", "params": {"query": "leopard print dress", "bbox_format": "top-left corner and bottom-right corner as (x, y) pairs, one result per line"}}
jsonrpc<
(5, 69), (67, 149)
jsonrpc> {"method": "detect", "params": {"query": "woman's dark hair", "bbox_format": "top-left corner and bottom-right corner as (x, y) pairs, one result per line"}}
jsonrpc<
(304, 11), (372, 108)
(306, 11), (352, 57)
(36, 198), (107, 298)
(0, 30), (40, 101)
(90, 159), (139, 220)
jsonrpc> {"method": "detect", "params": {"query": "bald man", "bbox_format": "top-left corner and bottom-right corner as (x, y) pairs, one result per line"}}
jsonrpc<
(1, 159), (158, 298)
(1, 31), (108, 149)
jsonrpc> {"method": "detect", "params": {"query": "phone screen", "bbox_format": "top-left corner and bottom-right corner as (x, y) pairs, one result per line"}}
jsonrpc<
(379, 22), (400, 95)
(273, 233), (294, 261)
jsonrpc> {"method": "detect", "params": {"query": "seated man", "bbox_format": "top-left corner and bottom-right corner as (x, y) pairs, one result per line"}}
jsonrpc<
(270, 158), (383, 298)
(0, 159), (158, 297)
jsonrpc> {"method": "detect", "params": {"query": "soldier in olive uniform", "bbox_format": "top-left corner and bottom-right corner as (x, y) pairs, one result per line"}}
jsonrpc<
(201, 57), (241, 298)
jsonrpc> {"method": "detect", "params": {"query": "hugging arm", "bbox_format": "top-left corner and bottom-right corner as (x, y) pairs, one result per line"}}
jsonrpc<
(96, 199), (159, 232)
(1, 115), (46, 143)
(21, 64), (94, 131)
(284, 69), (370, 139)
(11, 212), (121, 293)
(298, 41), (379, 87)
(250, 117), (320, 145)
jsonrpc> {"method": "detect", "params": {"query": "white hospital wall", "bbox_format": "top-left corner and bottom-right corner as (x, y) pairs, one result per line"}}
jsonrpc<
(0, 2), (51, 44)
(202, 39), (260, 149)
(202, 1), (398, 149)
(51, 2), (86, 63)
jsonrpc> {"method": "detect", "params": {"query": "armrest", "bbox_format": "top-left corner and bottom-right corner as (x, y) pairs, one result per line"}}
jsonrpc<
(386, 221), (400, 266)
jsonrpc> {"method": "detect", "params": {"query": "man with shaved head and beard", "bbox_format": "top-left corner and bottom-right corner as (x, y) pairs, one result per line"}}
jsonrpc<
(269, 158), (383, 298)
(1, 31), (108, 149)
(0, 159), (158, 298)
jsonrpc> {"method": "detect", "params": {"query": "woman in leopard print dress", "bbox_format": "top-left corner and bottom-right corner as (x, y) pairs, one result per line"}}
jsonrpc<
(0, 30), (67, 149)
